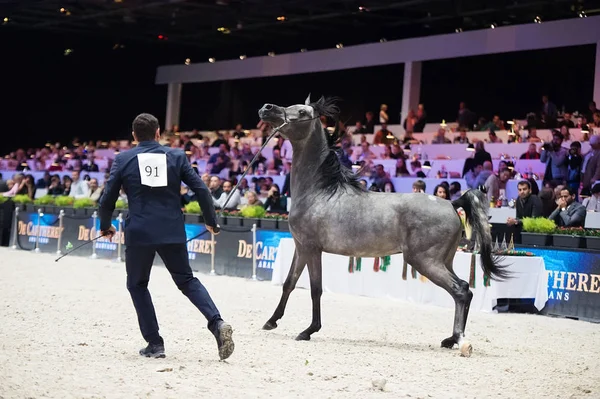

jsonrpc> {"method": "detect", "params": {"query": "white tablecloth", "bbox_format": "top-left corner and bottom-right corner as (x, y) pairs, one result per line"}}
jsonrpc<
(272, 238), (548, 313)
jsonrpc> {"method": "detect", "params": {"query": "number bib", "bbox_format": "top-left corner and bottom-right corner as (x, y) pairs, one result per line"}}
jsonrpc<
(137, 153), (168, 187)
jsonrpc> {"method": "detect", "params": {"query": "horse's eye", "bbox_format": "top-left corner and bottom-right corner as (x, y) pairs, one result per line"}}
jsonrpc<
(298, 110), (306, 116)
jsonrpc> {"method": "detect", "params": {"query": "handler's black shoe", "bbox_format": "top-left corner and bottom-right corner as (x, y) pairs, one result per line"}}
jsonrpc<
(139, 342), (166, 358)
(212, 320), (234, 360)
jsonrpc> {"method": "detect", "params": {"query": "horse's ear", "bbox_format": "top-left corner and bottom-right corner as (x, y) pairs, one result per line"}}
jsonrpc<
(304, 93), (311, 105)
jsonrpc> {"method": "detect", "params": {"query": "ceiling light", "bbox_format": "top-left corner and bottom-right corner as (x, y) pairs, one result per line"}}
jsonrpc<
(185, 58), (191, 65)
(2, 17), (8, 24)
(336, 43), (343, 49)
(239, 54), (246, 60)
(300, 48), (307, 52)
(358, 6), (369, 12)
(455, 27), (463, 33)
(380, 38), (387, 42)
(114, 0), (123, 3)
(579, 11), (587, 18)
(112, 43), (125, 50)
(276, 16), (286, 21)
(490, 23), (496, 29)
(208, 57), (215, 63)
(268, 51), (275, 57)
(534, 16), (542, 23)
(217, 26), (231, 34)
(64, 48), (73, 56)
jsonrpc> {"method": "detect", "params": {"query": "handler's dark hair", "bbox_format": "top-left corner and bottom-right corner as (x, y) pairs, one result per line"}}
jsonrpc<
(133, 113), (159, 141)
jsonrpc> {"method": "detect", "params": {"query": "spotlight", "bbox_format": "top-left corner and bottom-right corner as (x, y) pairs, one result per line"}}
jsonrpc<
(64, 48), (73, 56)
(579, 11), (587, 18)
(268, 51), (275, 57)
(208, 57), (215, 63)
(379, 38), (387, 42)
(490, 23), (496, 29)
(3, 17), (9, 24)
(185, 58), (191, 65)
(239, 54), (246, 60)
(276, 16), (286, 21)
(358, 6), (369, 12)
(455, 27), (463, 33)
(534, 16), (542, 24)
(217, 26), (231, 34)
(300, 48), (307, 52)
(336, 43), (343, 49)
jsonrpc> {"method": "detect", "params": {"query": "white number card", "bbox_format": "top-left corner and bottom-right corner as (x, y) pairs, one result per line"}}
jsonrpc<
(137, 153), (167, 187)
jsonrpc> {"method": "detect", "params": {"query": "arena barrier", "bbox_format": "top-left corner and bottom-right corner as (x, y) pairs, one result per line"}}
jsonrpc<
(8, 206), (292, 282)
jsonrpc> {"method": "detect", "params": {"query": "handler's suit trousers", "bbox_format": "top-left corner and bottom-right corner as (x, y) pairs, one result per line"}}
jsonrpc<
(125, 243), (221, 343)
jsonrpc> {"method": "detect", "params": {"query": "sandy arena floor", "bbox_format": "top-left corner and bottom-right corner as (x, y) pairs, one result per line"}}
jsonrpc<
(0, 248), (598, 399)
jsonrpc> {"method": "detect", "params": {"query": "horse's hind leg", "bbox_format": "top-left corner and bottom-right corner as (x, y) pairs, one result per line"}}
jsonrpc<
(296, 250), (323, 341)
(263, 249), (307, 330)
(411, 258), (473, 350)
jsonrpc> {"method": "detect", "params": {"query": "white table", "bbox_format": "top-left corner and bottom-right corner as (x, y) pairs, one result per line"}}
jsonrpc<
(585, 212), (600, 229)
(272, 238), (548, 313)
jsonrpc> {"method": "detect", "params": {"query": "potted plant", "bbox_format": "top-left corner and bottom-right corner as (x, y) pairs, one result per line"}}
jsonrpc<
(240, 205), (266, 228)
(113, 199), (128, 219)
(55, 195), (75, 215)
(221, 209), (243, 226)
(183, 201), (202, 223)
(73, 198), (97, 216)
(552, 226), (586, 248)
(12, 194), (33, 212)
(585, 229), (600, 250)
(261, 212), (279, 230)
(521, 217), (555, 247)
(33, 195), (56, 214)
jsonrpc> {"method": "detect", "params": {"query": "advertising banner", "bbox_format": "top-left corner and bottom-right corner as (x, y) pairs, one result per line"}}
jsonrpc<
(521, 246), (600, 322)
(255, 229), (293, 280)
(14, 212), (61, 252)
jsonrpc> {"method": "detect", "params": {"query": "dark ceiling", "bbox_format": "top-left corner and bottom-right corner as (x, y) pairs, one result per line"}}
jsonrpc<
(1, 0), (598, 61)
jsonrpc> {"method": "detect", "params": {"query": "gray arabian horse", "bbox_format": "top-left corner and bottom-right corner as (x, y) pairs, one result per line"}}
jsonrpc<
(258, 96), (509, 355)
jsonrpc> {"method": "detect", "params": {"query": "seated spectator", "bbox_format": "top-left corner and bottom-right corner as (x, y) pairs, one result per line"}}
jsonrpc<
(374, 124), (395, 145)
(520, 143), (540, 159)
(507, 180), (543, 227)
(243, 190), (262, 207)
(548, 186), (586, 227)
(36, 171), (51, 189)
(412, 180), (426, 193)
(213, 180), (241, 210)
(352, 121), (366, 135)
(538, 187), (556, 217)
(372, 164), (392, 191)
(487, 130), (502, 143)
(433, 184), (449, 199)
(87, 178), (104, 202)
(81, 155), (100, 172)
(431, 128), (451, 144)
(449, 181), (462, 200)
(526, 127), (543, 143)
(69, 170), (89, 199)
(383, 182), (395, 193)
(263, 184), (287, 214)
(47, 174), (64, 196)
(2, 173), (25, 197)
(395, 158), (410, 177)
(582, 183), (600, 212)
(453, 128), (470, 144)
(484, 168), (511, 202)
(208, 175), (223, 200)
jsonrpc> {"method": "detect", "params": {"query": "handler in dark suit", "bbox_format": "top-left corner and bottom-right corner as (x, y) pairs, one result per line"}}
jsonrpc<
(98, 113), (234, 360)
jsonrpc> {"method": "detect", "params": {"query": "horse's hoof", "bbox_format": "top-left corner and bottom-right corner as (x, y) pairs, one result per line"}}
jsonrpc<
(459, 339), (473, 358)
(262, 321), (278, 330)
(295, 332), (311, 341)
(440, 337), (457, 349)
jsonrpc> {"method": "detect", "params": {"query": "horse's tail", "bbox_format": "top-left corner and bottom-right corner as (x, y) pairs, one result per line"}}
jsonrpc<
(452, 189), (511, 281)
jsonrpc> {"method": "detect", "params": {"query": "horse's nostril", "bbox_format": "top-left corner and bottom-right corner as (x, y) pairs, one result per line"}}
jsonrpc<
(264, 104), (273, 110)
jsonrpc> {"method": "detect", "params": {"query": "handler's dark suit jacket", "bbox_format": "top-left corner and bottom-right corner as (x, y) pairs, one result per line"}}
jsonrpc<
(98, 141), (217, 246)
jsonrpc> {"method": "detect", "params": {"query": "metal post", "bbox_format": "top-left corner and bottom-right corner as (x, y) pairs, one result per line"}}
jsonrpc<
(34, 208), (43, 253)
(115, 212), (123, 262)
(56, 210), (64, 255)
(10, 206), (20, 250)
(210, 233), (216, 275)
(90, 211), (98, 259)
(251, 223), (257, 280)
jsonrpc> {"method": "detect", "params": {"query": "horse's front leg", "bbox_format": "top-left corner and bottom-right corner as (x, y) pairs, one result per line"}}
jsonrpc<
(296, 250), (323, 341)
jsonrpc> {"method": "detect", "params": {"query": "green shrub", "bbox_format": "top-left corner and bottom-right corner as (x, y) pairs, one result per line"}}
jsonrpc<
(553, 227), (587, 236)
(115, 199), (128, 209)
(55, 196), (75, 207)
(522, 217), (556, 234)
(240, 205), (266, 219)
(0, 196), (7, 204)
(12, 194), (32, 204)
(33, 195), (56, 206)
(184, 201), (202, 214)
(73, 198), (96, 209)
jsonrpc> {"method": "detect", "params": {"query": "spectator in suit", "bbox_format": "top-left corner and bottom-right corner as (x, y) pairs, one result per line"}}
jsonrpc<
(507, 180), (543, 228)
(98, 113), (233, 361)
(549, 186), (586, 227)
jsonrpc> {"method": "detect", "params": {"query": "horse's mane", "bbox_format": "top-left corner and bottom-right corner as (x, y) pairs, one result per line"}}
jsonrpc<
(309, 96), (364, 197)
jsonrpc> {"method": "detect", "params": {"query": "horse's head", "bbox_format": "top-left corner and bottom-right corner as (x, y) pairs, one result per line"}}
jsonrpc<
(258, 94), (319, 141)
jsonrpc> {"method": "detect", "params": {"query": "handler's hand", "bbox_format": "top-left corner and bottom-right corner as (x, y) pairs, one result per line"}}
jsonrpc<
(207, 225), (220, 236)
(101, 225), (116, 241)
